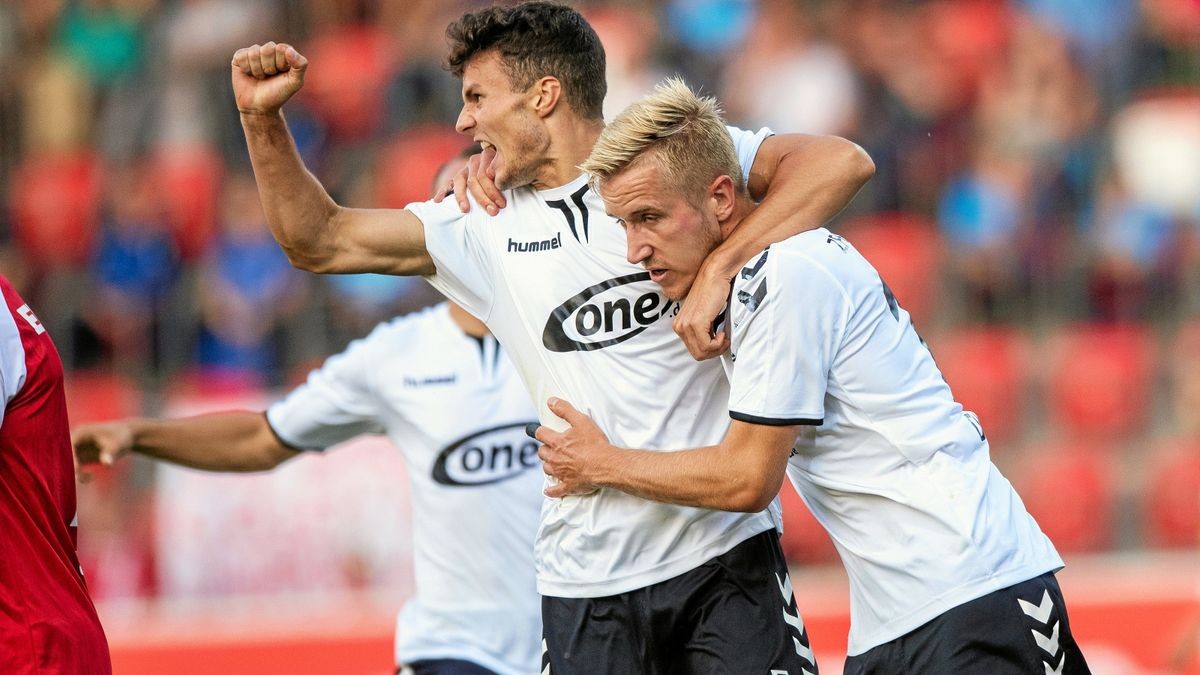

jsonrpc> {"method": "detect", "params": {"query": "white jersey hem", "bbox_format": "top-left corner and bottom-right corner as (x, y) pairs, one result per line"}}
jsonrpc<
(846, 561), (1065, 656)
(536, 517), (776, 598)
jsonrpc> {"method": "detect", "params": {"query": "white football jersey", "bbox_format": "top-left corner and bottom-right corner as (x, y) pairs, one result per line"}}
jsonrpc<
(266, 304), (542, 674)
(408, 126), (780, 597)
(724, 228), (1064, 655)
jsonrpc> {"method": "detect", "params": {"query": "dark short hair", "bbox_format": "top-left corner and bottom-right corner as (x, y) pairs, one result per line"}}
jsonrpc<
(446, 2), (607, 120)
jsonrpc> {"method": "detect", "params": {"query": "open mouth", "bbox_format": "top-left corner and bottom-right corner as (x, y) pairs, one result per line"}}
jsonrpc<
(649, 269), (667, 284)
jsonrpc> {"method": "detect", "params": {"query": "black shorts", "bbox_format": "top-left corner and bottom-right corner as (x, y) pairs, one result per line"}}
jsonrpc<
(844, 571), (1090, 675)
(400, 659), (497, 675)
(541, 529), (818, 674)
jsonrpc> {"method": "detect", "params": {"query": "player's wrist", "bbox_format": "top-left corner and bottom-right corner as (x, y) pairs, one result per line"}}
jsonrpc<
(587, 444), (624, 490)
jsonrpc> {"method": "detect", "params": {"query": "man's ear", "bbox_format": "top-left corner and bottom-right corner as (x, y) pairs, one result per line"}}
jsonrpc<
(708, 175), (737, 221)
(531, 77), (562, 118)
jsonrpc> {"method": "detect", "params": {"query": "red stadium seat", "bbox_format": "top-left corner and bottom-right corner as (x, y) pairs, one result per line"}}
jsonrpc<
(151, 144), (224, 260)
(1142, 439), (1200, 549)
(1014, 441), (1116, 553)
(928, 325), (1031, 443)
(300, 25), (396, 140)
(839, 212), (944, 327)
(375, 126), (471, 209)
(8, 151), (102, 268)
(1045, 323), (1157, 440)
(778, 480), (839, 565)
(64, 370), (142, 425)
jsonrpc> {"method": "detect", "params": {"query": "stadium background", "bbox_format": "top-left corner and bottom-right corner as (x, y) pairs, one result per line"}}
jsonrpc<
(1, 0), (1198, 672)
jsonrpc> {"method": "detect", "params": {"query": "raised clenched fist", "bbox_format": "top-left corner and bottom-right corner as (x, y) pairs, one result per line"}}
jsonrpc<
(231, 42), (308, 115)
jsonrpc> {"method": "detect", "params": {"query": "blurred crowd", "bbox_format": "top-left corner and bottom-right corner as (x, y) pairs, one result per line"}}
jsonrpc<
(0, 0), (1198, 601)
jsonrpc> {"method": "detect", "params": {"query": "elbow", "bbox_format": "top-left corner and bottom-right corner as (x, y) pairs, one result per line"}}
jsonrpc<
(282, 246), (334, 274)
(840, 139), (875, 188)
(722, 482), (777, 513)
(273, 205), (346, 274)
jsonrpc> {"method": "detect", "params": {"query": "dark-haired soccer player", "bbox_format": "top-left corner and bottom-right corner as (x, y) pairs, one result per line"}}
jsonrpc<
(230, 2), (873, 671)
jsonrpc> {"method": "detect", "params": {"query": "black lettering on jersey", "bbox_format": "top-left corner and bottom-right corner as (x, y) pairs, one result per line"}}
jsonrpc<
(432, 421), (542, 486)
(404, 374), (458, 387)
(737, 278), (767, 312)
(740, 248), (769, 280)
(826, 233), (849, 251)
(543, 272), (679, 352)
(546, 185), (591, 243)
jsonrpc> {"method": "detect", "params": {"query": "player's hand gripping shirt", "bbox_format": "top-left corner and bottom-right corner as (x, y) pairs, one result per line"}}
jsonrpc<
(724, 229), (1064, 656)
(267, 304), (541, 675)
(0, 275), (111, 674)
(409, 127), (780, 597)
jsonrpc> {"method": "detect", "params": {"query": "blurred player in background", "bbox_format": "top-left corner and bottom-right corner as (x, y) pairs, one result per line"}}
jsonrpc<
(0, 273), (112, 674)
(72, 152), (545, 675)
(536, 78), (1090, 674)
(229, 1), (874, 670)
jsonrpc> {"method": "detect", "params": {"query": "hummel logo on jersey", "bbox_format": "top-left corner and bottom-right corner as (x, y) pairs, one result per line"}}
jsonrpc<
(826, 233), (849, 251)
(508, 232), (562, 253)
(543, 272), (679, 352)
(17, 304), (45, 335)
(403, 374), (457, 387)
(432, 421), (541, 486)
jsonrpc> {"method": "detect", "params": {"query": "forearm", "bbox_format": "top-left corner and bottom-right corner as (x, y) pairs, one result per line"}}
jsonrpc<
(711, 136), (874, 276)
(240, 111), (343, 272)
(591, 444), (776, 513)
(127, 411), (294, 472)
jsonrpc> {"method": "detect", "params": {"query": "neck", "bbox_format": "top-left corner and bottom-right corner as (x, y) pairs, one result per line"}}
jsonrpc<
(719, 194), (758, 241)
(531, 118), (605, 190)
(448, 303), (489, 338)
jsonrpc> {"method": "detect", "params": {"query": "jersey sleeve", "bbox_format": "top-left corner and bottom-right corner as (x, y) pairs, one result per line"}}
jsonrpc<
(728, 251), (847, 426)
(726, 125), (774, 184)
(265, 326), (390, 451)
(405, 197), (497, 321)
(0, 302), (31, 428)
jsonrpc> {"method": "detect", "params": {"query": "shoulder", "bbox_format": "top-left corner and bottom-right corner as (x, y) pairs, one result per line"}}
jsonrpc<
(0, 281), (32, 405)
(356, 303), (452, 355)
(733, 230), (863, 308)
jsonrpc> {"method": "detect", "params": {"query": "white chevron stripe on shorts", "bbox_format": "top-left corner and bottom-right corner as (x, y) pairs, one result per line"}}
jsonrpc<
(1019, 589), (1063, 673)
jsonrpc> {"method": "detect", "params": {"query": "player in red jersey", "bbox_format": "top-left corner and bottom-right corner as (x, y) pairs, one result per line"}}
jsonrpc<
(0, 274), (111, 674)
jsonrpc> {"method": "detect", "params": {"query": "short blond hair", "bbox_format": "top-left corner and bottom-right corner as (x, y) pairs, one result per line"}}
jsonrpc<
(580, 77), (745, 201)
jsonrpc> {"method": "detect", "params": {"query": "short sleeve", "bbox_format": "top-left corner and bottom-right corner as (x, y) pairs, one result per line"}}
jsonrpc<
(405, 197), (497, 321)
(726, 125), (774, 184)
(266, 328), (389, 450)
(728, 251), (845, 426)
(0, 306), (31, 428)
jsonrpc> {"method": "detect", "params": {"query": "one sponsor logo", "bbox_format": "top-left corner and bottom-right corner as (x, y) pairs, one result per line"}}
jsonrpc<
(507, 232), (562, 253)
(403, 374), (457, 387)
(542, 272), (679, 352)
(432, 421), (541, 486)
